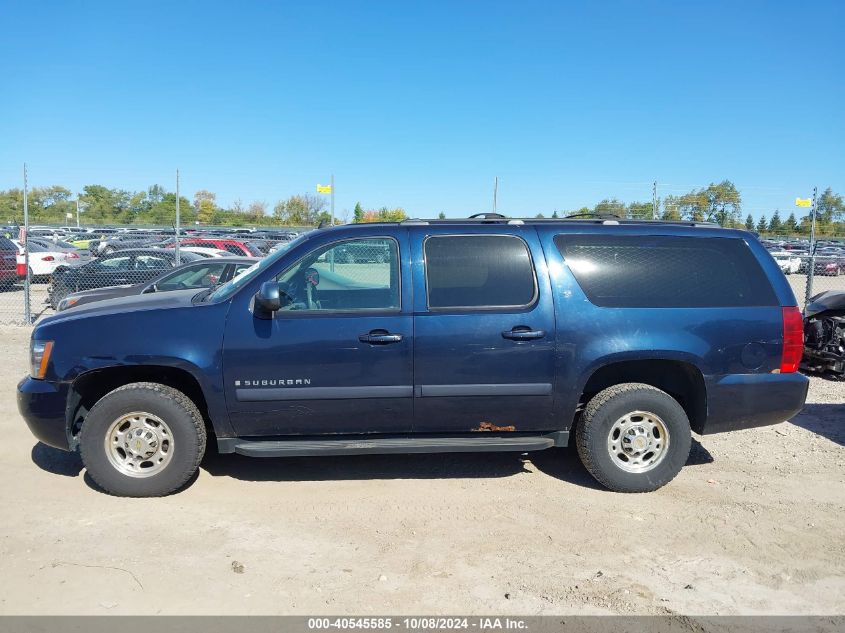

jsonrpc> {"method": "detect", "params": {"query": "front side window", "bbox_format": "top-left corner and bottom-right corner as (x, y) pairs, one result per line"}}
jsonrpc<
(275, 238), (400, 312)
(424, 235), (537, 309)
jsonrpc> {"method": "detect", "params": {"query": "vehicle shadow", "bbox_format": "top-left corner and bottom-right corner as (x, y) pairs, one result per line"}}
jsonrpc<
(200, 437), (714, 490)
(789, 403), (845, 447)
(30, 441), (83, 477)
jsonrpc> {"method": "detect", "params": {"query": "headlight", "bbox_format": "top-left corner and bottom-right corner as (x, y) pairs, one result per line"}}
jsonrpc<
(30, 340), (54, 379)
(57, 297), (78, 311)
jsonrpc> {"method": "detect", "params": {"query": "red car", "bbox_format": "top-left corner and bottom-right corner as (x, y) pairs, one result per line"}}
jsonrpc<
(0, 237), (18, 287)
(169, 238), (263, 257)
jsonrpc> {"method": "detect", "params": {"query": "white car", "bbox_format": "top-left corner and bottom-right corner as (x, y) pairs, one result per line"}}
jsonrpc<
(770, 250), (801, 275)
(179, 246), (235, 258)
(12, 239), (72, 279)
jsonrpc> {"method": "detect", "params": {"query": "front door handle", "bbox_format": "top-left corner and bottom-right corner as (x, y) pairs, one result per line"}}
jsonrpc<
(502, 327), (546, 341)
(359, 330), (403, 345)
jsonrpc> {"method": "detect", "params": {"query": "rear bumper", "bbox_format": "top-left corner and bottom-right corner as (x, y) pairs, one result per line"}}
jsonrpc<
(699, 372), (809, 434)
(17, 377), (72, 450)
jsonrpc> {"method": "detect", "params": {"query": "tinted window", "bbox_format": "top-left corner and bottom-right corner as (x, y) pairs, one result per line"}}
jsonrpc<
(554, 235), (777, 308)
(424, 235), (536, 309)
(276, 238), (400, 311)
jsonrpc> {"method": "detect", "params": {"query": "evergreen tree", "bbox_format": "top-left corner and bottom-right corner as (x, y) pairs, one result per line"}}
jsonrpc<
(438, 211), (446, 219)
(353, 202), (364, 223)
(768, 210), (782, 234)
(784, 212), (799, 234)
(756, 214), (768, 233)
(744, 214), (754, 230)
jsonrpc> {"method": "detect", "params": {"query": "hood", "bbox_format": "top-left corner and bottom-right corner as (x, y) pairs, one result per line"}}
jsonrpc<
(59, 284), (144, 309)
(805, 290), (845, 318)
(42, 288), (203, 325)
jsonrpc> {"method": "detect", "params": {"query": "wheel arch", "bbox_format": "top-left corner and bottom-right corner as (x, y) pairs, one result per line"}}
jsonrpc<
(67, 364), (218, 450)
(576, 357), (707, 434)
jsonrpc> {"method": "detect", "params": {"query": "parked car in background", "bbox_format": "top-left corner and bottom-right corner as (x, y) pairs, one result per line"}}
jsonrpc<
(769, 250), (801, 275)
(12, 240), (72, 281)
(56, 257), (256, 311)
(48, 249), (203, 309)
(179, 246), (237, 258)
(802, 290), (845, 376)
(0, 237), (18, 288)
(170, 238), (263, 257)
(94, 233), (167, 255)
(28, 237), (91, 264)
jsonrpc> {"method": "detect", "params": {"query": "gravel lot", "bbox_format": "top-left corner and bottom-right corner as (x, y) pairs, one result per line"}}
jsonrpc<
(0, 324), (842, 616)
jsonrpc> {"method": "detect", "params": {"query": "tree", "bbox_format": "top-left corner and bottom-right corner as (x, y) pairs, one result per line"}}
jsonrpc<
(756, 215), (768, 233)
(353, 202), (364, 223)
(551, 210), (559, 219)
(438, 211), (446, 219)
(817, 187), (844, 223)
(702, 180), (742, 226)
(194, 190), (217, 225)
(662, 195), (682, 221)
(744, 214), (754, 230)
(627, 201), (652, 220)
(768, 210), (782, 234)
(784, 212), (799, 235)
(594, 198), (625, 216)
(246, 201), (268, 222)
(272, 194), (326, 225)
(677, 190), (708, 221)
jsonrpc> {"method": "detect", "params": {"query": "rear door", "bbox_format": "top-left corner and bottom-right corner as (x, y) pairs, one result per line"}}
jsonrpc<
(411, 227), (557, 433)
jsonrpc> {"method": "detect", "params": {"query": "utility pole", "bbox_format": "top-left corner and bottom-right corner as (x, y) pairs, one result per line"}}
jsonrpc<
(330, 174), (335, 226)
(175, 169), (181, 265)
(23, 163), (31, 324)
(76, 198), (81, 228)
(804, 186), (818, 307)
(493, 176), (498, 215)
(652, 181), (658, 220)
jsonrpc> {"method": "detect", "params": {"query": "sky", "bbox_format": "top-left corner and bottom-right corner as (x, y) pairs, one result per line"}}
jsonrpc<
(0, 0), (843, 221)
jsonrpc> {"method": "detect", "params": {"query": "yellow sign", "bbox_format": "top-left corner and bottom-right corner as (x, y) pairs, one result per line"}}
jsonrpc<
(316, 184), (332, 194)
(795, 197), (812, 208)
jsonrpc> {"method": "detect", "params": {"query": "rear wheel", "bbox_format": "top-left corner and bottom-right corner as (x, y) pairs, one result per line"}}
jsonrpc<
(79, 382), (206, 497)
(576, 383), (691, 493)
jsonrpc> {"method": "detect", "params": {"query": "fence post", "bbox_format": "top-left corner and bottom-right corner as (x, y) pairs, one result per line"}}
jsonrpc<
(23, 163), (31, 325)
(803, 186), (818, 308)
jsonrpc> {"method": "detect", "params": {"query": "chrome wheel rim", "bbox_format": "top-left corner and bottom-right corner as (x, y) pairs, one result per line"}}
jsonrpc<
(606, 410), (669, 473)
(104, 412), (174, 478)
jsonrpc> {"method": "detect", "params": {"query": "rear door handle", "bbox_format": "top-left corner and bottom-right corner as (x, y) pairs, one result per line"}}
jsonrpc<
(502, 327), (546, 341)
(359, 330), (403, 345)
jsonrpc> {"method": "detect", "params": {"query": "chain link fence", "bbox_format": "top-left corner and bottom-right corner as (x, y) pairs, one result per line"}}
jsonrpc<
(0, 227), (842, 326)
(0, 226), (310, 325)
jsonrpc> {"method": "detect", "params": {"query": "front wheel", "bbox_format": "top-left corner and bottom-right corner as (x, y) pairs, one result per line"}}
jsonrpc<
(79, 382), (207, 497)
(576, 383), (691, 493)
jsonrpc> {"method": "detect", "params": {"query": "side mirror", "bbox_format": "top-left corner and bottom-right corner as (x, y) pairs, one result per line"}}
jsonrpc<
(254, 281), (281, 319)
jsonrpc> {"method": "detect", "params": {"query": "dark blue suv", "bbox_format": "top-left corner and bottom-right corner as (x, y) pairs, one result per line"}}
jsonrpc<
(17, 218), (809, 496)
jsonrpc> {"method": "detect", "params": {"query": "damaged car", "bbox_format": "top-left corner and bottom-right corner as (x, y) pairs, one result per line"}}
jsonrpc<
(803, 290), (845, 376)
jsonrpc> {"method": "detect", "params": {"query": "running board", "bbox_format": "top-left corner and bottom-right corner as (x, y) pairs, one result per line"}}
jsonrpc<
(220, 433), (565, 457)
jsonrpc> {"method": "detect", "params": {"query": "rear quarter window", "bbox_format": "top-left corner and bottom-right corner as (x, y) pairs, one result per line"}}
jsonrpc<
(554, 235), (777, 308)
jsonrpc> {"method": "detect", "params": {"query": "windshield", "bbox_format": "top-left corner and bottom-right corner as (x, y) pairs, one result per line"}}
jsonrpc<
(206, 233), (309, 302)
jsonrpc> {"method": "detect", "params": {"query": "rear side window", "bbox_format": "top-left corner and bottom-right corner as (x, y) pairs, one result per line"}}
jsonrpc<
(424, 235), (537, 309)
(554, 235), (777, 308)
(0, 237), (15, 251)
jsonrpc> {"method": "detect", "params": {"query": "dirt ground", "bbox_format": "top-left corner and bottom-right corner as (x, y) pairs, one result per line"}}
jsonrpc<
(0, 324), (843, 616)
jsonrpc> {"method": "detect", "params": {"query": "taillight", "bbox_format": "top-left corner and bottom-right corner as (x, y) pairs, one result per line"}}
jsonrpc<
(780, 306), (803, 373)
(42, 256), (55, 262)
(67, 252), (79, 259)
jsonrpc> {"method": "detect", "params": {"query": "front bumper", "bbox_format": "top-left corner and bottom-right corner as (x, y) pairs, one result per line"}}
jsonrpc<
(699, 372), (809, 434)
(17, 377), (72, 450)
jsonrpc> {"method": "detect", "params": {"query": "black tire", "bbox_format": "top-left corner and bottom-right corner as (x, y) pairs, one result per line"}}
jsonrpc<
(79, 382), (206, 497)
(575, 383), (691, 493)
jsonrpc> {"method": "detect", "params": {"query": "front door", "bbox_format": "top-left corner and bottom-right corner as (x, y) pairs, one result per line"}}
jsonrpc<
(411, 228), (557, 433)
(222, 232), (414, 436)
